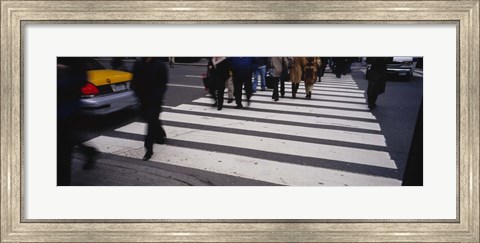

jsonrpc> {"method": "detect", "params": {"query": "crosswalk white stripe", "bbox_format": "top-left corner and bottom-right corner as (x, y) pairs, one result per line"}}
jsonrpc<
(160, 112), (386, 146)
(86, 136), (401, 186)
(298, 87), (365, 93)
(115, 124), (397, 169)
(173, 104), (381, 131)
(300, 83), (359, 89)
(316, 84), (361, 89)
(167, 84), (205, 89)
(193, 97), (375, 120)
(252, 92), (366, 103)
(264, 90), (364, 98)
(320, 80), (357, 85)
(240, 95), (369, 110)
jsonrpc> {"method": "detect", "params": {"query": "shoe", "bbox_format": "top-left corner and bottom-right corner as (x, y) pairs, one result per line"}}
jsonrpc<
(292, 93), (296, 99)
(217, 106), (222, 111)
(274, 98), (279, 101)
(368, 103), (377, 110)
(143, 151), (153, 161)
(261, 88), (266, 91)
(306, 92), (312, 99)
(234, 104), (243, 109)
(227, 98), (233, 103)
(247, 99), (251, 107)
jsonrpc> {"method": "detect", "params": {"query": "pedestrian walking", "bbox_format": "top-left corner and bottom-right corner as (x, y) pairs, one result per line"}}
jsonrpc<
(57, 58), (98, 186)
(229, 57), (257, 109)
(269, 57), (289, 101)
(168, 57), (175, 68)
(366, 57), (389, 110)
(226, 70), (234, 103)
(288, 57), (305, 99)
(131, 57), (168, 161)
(208, 57), (231, 111)
(333, 57), (348, 78)
(252, 57), (268, 92)
(303, 57), (321, 99)
(318, 57), (328, 80)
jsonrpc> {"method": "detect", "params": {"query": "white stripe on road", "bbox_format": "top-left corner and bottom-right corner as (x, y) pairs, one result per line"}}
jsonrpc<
(316, 84), (360, 89)
(266, 86), (363, 97)
(173, 104), (380, 131)
(159, 112), (386, 146)
(193, 97), (375, 120)
(115, 124), (396, 169)
(252, 92), (366, 103)
(86, 136), (401, 186)
(298, 86), (365, 93)
(167, 84), (205, 89)
(240, 95), (369, 110)
(185, 75), (204, 78)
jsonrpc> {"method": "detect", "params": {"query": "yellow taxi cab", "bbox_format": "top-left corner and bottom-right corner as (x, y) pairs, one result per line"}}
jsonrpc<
(58, 57), (138, 115)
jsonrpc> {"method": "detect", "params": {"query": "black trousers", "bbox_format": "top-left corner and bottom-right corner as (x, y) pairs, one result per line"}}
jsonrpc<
(233, 74), (253, 105)
(209, 78), (226, 109)
(291, 82), (300, 96)
(368, 94), (378, 106)
(143, 105), (166, 153)
(272, 77), (281, 100)
(57, 117), (73, 186)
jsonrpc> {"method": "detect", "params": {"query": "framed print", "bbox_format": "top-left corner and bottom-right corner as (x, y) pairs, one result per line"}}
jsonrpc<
(1, 0), (479, 242)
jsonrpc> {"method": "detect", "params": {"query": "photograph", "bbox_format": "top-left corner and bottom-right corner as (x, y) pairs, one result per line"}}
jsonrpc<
(57, 56), (423, 186)
(1, 0), (478, 242)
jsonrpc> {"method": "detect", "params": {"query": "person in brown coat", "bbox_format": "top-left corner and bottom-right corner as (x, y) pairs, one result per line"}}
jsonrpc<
(303, 57), (322, 99)
(288, 57), (305, 98)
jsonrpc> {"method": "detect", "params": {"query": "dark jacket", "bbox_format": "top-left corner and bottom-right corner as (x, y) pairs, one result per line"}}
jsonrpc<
(229, 57), (257, 77)
(367, 57), (388, 95)
(131, 58), (168, 106)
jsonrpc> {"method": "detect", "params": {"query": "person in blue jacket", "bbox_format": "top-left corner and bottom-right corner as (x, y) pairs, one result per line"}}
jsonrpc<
(229, 57), (257, 109)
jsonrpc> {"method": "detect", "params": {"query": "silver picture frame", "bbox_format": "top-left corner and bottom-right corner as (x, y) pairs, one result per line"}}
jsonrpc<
(1, 0), (479, 242)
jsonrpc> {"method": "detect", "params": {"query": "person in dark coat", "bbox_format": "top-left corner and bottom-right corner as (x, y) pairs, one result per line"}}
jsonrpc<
(57, 58), (98, 186)
(318, 57), (329, 80)
(366, 57), (389, 110)
(131, 57), (168, 161)
(229, 57), (257, 109)
(333, 57), (348, 78)
(209, 57), (231, 111)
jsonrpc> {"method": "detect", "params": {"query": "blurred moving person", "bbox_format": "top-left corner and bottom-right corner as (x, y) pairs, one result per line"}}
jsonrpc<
(226, 70), (234, 103)
(303, 57), (321, 99)
(252, 57), (268, 92)
(57, 59), (98, 186)
(288, 57), (305, 99)
(366, 57), (389, 110)
(229, 57), (257, 109)
(269, 57), (289, 101)
(209, 57), (231, 111)
(168, 57), (175, 68)
(131, 57), (169, 161)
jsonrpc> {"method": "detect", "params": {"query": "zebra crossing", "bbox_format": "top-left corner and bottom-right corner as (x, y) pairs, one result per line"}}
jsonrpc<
(84, 73), (403, 186)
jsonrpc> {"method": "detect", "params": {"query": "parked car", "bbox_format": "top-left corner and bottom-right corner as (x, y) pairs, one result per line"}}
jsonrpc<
(57, 57), (138, 115)
(366, 57), (418, 81)
(386, 57), (418, 80)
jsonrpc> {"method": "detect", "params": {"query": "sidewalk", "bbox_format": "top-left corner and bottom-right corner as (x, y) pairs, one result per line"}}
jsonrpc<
(70, 152), (212, 186)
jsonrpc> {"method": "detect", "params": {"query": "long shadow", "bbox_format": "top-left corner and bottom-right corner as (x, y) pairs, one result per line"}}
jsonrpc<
(349, 62), (423, 181)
